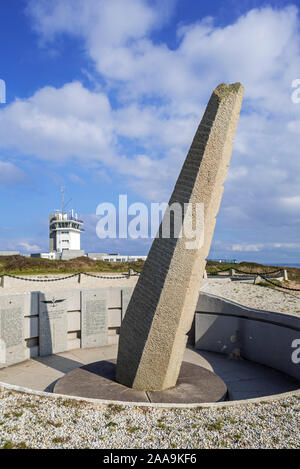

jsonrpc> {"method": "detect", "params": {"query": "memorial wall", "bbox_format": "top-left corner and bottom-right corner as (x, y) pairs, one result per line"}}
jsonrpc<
(0, 287), (134, 369)
(1, 286), (300, 385)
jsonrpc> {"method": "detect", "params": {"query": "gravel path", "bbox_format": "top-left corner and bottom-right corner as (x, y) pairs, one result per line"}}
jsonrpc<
(0, 389), (299, 449)
(202, 279), (300, 316)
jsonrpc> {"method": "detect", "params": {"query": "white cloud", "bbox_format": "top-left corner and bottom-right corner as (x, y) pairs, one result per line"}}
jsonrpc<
(214, 242), (300, 253)
(18, 242), (41, 253)
(231, 243), (264, 252)
(0, 1), (298, 257)
(0, 82), (115, 162)
(0, 81), (194, 199)
(27, 0), (160, 43)
(0, 238), (43, 253)
(271, 243), (300, 249)
(0, 161), (28, 186)
(227, 166), (248, 182)
(279, 196), (300, 211)
(93, 169), (112, 185)
(69, 173), (85, 185)
(27, 2), (300, 110)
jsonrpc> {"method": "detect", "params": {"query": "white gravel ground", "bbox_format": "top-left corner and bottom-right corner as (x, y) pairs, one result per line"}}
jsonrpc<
(202, 279), (300, 316)
(0, 389), (299, 449)
(0, 278), (300, 449)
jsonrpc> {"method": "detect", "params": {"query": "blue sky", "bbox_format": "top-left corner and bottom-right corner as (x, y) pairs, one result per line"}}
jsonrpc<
(0, 0), (300, 263)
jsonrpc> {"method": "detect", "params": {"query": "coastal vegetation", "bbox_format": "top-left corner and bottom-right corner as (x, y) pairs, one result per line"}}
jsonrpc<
(0, 257), (299, 288)
(0, 255), (144, 276)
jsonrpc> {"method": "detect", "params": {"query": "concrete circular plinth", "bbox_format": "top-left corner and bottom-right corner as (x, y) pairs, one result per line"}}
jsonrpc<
(53, 360), (227, 404)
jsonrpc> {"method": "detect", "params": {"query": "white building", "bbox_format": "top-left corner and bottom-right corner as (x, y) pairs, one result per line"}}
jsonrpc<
(31, 252), (57, 260)
(49, 209), (84, 254)
(32, 207), (85, 261)
(101, 254), (147, 263)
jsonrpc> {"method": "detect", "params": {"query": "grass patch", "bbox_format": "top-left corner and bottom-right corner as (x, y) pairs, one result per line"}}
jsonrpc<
(127, 426), (141, 433)
(257, 280), (282, 289)
(107, 404), (124, 414)
(228, 417), (237, 424)
(1, 440), (29, 449)
(11, 411), (23, 418)
(47, 421), (62, 428)
(0, 255), (144, 276)
(206, 261), (300, 287)
(52, 437), (71, 444)
(105, 421), (117, 428)
(205, 419), (224, 431)
(157, 423), (167, 430)
(57, 398), (83, 409)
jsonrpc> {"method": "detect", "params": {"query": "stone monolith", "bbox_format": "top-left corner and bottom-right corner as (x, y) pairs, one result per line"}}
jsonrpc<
(116, 83), (244, 391)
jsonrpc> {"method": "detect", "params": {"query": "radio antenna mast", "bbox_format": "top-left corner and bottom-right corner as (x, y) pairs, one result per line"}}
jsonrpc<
(61, 187), (65, 215)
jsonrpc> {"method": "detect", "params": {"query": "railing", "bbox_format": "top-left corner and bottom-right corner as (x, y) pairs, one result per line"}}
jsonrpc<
(0, 268), (141, 287)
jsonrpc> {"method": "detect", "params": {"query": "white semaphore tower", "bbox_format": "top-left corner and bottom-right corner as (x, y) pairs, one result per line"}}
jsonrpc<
(49, 189), (84, 258)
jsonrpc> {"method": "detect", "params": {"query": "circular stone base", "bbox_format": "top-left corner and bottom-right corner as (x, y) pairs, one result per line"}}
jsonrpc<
(53, 360), (227, 404)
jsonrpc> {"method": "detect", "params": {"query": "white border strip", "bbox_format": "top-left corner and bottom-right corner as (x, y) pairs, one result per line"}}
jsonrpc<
(1, 380), (299, 409)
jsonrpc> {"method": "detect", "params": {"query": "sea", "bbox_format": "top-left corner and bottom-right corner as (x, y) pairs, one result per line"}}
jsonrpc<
(262, 263), (300, 269)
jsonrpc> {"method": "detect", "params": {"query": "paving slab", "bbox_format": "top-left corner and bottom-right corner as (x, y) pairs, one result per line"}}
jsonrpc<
(199, 350), (300, 400)
(53, 360), (228, 404)
(0, 346), (299, 400)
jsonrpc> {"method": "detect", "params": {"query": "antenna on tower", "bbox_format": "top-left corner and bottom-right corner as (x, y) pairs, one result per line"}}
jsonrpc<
(64, 197), (72, 211)
(61, 186), (65, 215)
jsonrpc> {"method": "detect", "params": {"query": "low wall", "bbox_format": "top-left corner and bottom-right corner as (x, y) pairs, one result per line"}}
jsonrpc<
(0, 287), (134, 369)
(196, 293), (300, 381)
(0, 273), (139, 292)
(1, 288), (300, 384)
(208, 269), (288, 282)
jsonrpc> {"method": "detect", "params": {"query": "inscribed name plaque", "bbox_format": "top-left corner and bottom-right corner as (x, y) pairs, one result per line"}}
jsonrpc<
(121, 288), (134, 320)
(0, 295), (25, 368)
(81, 289), (107, 349)
(39, 293), (68, 357)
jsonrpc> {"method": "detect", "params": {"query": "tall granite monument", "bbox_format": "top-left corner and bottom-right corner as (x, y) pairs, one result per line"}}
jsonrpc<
(116, 83), (244, 391)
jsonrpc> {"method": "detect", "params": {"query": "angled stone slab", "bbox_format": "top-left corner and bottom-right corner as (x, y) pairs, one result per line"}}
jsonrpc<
(81, 289), (108, 349)
(0, 294), (25, 368)
(116, 83), (244, 391)
(121, 288), (134, 320)
(39, 292), (69, 357)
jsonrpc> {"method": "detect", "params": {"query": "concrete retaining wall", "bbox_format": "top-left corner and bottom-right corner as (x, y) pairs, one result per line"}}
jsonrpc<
(195, 293), (300, 380)
(1, 288), (300, 383)
(0, 287), (134, 369)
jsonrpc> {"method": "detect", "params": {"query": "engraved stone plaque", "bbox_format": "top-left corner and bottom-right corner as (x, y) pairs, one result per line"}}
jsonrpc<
(108, 288), (122, 309)
(117, 83), (244, 390)
(39, 293), (68, 357)
(81, 289), (107, 349)
(0, 295), (25, 368)
(121, 288), (134, 320)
